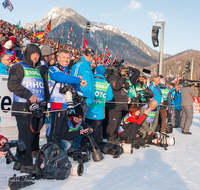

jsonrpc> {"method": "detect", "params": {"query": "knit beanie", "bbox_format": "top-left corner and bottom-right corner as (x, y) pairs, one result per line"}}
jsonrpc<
(95, 65), (105, 75)
(4, 40), (12, 49)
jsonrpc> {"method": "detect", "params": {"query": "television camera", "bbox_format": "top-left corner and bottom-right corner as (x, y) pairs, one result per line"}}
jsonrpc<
(104, 59), (130, 78)
(179, 79), (200, 87)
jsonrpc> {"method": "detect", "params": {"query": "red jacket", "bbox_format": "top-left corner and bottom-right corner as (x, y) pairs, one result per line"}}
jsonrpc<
(2, 46), (16, 62)
(124, 112), (146, 125)
(118, 112), (147, 135)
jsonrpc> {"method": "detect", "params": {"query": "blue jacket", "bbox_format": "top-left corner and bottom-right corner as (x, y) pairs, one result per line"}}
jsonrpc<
(86, 74), (113, 120)
(71, 56), (94, 106)
(49, 64), (80, 91)
(169, 88), (181, 110)
(49, 64), (80, 108)
(169, 88), (176, 105)
(0, 62), (9, 75)
(149, 82), (162, 109)
(174, 90), (181, 110)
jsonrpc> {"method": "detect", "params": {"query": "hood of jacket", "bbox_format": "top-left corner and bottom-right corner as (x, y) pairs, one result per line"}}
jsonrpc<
(22, 44), (41, 68)
(94, 74), (106, 81)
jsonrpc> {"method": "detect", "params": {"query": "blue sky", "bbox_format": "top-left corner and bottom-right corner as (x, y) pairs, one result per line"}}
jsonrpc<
(0, 0), (199, 55)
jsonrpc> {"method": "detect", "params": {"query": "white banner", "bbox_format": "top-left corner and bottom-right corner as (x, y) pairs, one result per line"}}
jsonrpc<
(0, 74), (17, 127)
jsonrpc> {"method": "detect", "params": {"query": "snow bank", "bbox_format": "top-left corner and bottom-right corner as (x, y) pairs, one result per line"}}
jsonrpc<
(0, 114), (200, 190)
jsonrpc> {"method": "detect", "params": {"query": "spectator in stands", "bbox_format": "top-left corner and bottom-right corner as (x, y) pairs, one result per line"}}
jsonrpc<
(2, 40), (16, 62)
(139, 100), (159, 139)
(0, 53), (11, 75)
(91, 58), (97, 73)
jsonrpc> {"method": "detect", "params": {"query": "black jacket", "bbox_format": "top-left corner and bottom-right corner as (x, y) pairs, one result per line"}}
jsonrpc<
(63, 118), (91, 140)
(107, 67), (140, 111)
(107, 74), (129, 111)
(8, 44), (43, 115)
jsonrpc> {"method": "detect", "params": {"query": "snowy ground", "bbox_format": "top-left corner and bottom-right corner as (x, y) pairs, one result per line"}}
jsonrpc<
(0, 114), (200, 190)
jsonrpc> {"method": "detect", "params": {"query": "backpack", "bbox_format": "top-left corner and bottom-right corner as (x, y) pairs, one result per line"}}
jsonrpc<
(35, 142), (71, 180)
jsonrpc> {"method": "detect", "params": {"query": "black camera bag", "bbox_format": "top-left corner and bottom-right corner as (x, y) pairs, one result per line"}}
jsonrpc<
(35, 142), (71, 180)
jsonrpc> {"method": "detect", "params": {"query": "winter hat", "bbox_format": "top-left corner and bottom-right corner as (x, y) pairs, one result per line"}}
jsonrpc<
(74, 105), (84, 118)
(22, 40), (30, 47)
(41, 45), (52, 56)
(129, 105), (140, 113)
(0, 135), (8, 142)
(4, 40), (12, 49)
(95, 65), (105, 75)
(9, 36), (15, 45)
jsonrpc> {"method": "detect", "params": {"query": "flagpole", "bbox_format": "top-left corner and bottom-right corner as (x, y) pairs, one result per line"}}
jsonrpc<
(82, 28), (84, 50)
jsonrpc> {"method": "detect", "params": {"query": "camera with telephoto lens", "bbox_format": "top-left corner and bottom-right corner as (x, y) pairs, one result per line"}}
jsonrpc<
(179, 79), (200, 87)
(132, 141), (140, 149)
(71, 149), (90, 164)
(72, 91), (87, 104)
(59, 84), (70, 94)
(137, 131), (143, 138)
(29, 101), (47, 118)
(83, 129), (104, 162)
(1, 140), (26, 164)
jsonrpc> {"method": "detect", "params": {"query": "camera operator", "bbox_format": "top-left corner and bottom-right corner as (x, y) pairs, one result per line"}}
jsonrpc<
(167, 84), (181, 128)
(139, 100), (159, 139)
(180, 82), (198, 134)
(157, 77), (169, 133)
(86, 65), (113, 145)
(47, 50), (87, 147)
(106, 64), (140, 144)
(126, 66), (141, 103)
(118, 105), (151, 146)
(8, 44), (44, 174)
(0, 135), (8, 158)
(61, 105), (93, 152)
(134, 75), (153, 104)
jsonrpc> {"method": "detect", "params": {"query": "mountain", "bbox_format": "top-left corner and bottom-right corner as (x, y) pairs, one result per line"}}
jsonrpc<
(24, 7), (169, 67)
(145, 49), (200, 79)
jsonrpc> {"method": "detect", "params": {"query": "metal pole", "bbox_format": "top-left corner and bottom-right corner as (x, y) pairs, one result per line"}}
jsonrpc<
(156, 21), (165, 75)
(191, 58), (194, 80)
(82, 28), (84, 49)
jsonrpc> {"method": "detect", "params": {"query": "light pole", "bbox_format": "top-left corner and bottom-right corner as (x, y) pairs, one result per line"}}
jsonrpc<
(156, 21), (165, 75)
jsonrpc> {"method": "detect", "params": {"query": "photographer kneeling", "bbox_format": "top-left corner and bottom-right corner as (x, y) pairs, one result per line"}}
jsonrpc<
(139, 100), (159, 140)
(0, 135), (8, 158)
(117, 105), (151, 146)
(61, 105), (93, 152)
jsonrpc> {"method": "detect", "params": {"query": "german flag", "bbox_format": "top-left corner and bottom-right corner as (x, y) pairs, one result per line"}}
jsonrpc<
(36, 31), (44, 39)
(32, 32), (36, 38)
(47, 20), (51, 32)
(14, 58), (20, 63)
